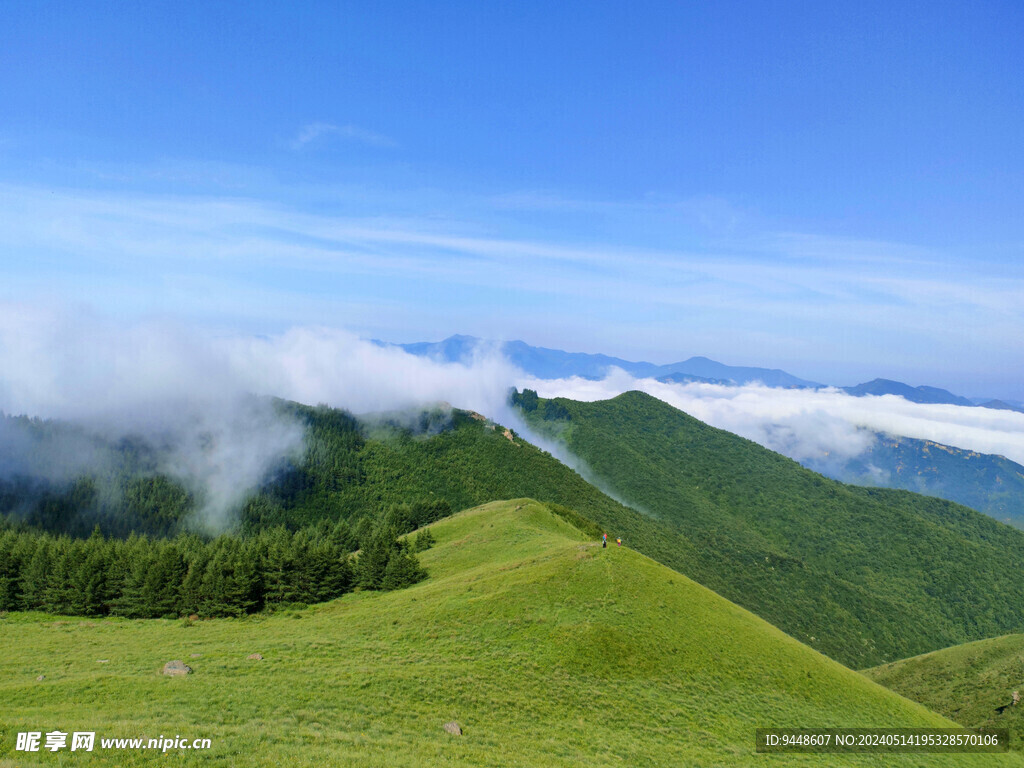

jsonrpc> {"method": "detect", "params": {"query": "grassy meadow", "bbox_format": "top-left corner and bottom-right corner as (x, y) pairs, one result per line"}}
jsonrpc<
(865, 634), (1024, 751)
(517, 390), (1024, 668)
(1, 500), (1014, 767)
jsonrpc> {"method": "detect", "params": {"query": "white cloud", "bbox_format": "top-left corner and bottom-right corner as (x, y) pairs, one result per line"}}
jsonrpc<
(290, 121), (396, 150)
(520, 372), (1024, 467)
(2, 301), (1022, 532)
(0, 304), (517, 530)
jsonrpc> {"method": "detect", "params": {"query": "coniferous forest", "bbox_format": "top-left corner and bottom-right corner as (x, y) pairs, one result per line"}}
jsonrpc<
(0, 514), (431, 618)
(0, 403), (461, 617)
(0, 400), (616, 621)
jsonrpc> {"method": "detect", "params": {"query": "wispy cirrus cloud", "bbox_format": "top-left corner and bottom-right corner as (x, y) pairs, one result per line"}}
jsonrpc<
(0, 179), (1020, 398)
(289, 121), (397, 150)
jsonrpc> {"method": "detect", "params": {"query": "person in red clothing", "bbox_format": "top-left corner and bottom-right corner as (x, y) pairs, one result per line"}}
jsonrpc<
(602, 532), (608, 548)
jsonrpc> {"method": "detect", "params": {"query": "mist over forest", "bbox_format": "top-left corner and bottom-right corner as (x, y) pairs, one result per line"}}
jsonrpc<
(3, 305), (1022, 537)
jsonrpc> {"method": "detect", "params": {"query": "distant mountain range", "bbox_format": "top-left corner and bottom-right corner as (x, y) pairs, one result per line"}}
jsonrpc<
(802, 432), (1024, 528)
(380, 334), (822, 387)
(380, 335), (1023, 411)
(398, 337), (1022, 525)
(972, 398), (1024, 412)
(839, 378), (976, 406)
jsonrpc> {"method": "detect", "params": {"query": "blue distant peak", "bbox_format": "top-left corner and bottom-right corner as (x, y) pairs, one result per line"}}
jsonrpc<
(840, 378), (975, 407)
(380, 335), (1011, 410)
(386, 335), (822, 387)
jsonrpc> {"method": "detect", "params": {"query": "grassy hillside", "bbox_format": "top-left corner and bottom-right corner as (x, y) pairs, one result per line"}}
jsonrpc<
(13, 395), (1024, 670)
(865, 635), (1024, 750)
(516, 390), (1024, 668)
(0, 404), (707, 622)
(1, 500), (1010, 767)
(0, 406), (677, 560)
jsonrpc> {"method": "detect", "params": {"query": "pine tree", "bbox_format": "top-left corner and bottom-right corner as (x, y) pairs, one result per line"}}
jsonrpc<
(356, 526), (395, 590)
(142, 542), (186, 617)
(328, 520), (358, 553)
(383, 503), (413, 533)
(260, 527), (296, 605)
(44, 538), (78, 614)
(381, 546), (426, 591)
(306, 541), (351, 602)
(180, 548), (209, 616)
(412, 528), (436, 552)
(114, 547), (157, 618)
(289, 536), (317, 604)
(76, 533), (110, 616)
(222, 542), (261, 615)
(198, 548), (231, 617)
(352, 516), (375, 550)
(20, 539), (52, 611)
(103, 537), (137, 612)
(0, 530), (23, 611)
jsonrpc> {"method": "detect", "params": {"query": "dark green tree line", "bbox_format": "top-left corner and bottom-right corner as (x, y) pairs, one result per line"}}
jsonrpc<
(0, 515), (431, 618)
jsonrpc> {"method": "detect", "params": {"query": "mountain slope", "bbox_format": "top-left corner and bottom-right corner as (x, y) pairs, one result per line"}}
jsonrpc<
(841, 378), (976, 406)
(864, 635), (1024, 751)
(10, 396), (1024, 672)
(0, 500), (1012, 767)
(655, 354), (821, 387)
(802, 432), (1024, 528)
(0, 404), (707, 619)
(517, 390), (1024, 668)
(257, 403), (704, 576)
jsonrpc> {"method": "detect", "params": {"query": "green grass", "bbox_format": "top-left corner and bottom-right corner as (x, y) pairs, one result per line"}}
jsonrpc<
(864, 634), (1024, 750)
(518, 390), (1024, 668)
(1, 500), (1014, 767)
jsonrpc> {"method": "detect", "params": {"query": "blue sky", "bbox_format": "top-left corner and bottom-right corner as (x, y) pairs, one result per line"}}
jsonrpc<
(1, 1), (1022, 398)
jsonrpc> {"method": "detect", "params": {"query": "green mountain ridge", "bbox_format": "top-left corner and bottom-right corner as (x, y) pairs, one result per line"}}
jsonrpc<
(1, 500), (1013, 767)
(864, 634), (1024, 751)
(8, 395), (1024, 673)
(515, 389), (1024, 668)
(0, 403), (704, 623)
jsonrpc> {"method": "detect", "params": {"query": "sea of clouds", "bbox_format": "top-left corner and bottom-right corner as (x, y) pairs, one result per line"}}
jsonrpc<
(518, 370), (1024, 468)
(2, 302), (1021, 529)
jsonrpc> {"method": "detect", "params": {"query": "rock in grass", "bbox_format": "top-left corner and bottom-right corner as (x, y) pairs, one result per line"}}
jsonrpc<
(247, 653), (263, 660)
(36, 675), (45, 681)
(442, 721), (462, 736)
(162, 660), (192, 677)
